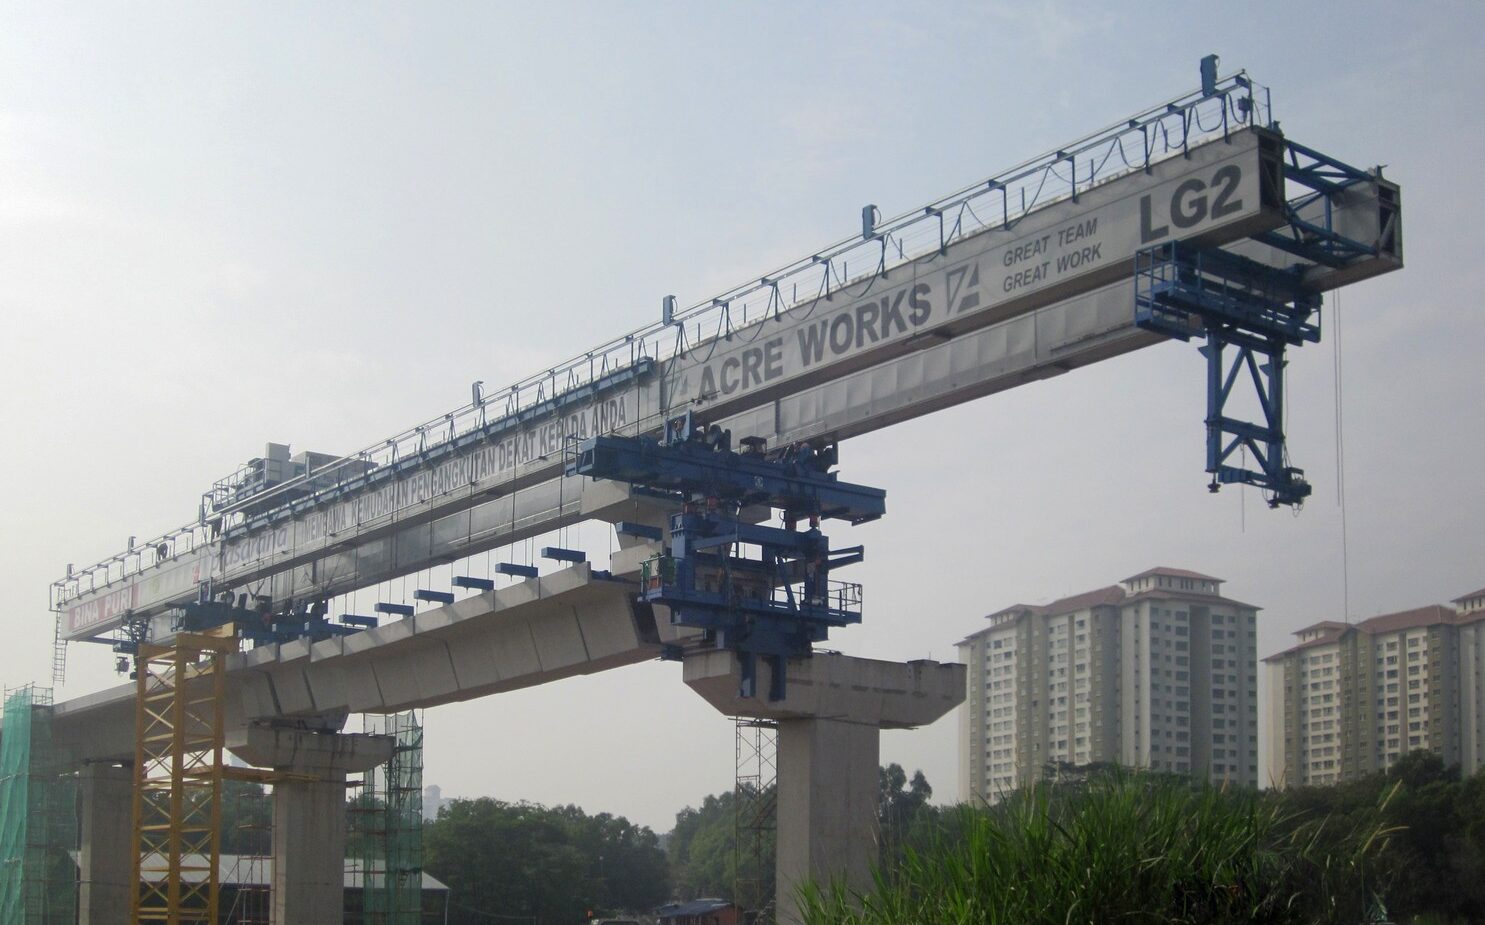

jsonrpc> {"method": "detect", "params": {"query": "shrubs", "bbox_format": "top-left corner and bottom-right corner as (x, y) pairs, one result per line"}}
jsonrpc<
(799, 772), (1393, 925)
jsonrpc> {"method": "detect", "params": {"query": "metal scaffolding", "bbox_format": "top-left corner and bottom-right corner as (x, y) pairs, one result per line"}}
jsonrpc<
(0, 685), (76, 925)
(350, 711), (423, 925)
(221, 780), (271, 925)
(132, 626), (237, 925)
(733, 718), (777, 925)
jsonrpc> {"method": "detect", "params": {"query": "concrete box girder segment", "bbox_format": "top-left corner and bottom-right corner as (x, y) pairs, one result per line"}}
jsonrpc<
(685, 652), (965, 925)
(49, 562), (659, 763)
(231, 562), (657, 719)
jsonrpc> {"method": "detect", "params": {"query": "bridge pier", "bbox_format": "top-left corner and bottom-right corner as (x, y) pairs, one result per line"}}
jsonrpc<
(774, 716), (880, 918)
(229, 724), (394, 925)
(684, 651), (965, 925)
(78, 761), (132, 925)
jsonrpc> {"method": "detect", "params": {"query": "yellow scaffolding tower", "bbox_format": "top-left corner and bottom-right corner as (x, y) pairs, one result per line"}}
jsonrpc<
(131, 626), (237, 925)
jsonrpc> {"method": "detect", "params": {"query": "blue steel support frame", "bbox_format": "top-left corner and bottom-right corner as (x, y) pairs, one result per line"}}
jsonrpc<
(1136, 242), (1321, 507)
(1253, 140), (1384, 268)
(1200, 337), (1303, 504)
(571, 414), (884, 699)
(1135, 132), (1387, 508)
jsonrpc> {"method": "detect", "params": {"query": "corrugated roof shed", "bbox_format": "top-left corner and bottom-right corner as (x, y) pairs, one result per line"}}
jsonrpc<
(101, 853), (449, 891)
(657, 898), (734, 917)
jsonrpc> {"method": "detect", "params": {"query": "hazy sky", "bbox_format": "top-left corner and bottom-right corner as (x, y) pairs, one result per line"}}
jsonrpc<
(3, 2), (1483, 831)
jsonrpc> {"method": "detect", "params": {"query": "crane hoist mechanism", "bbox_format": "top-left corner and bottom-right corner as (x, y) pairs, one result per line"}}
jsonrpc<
(47, 58), (1401, 690)
(569, 411), (885, 699)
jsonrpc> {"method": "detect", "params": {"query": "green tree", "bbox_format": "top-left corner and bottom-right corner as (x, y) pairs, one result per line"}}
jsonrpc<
(669, 790), (754, 901)
(424, 797), (668, 925)
(876, 763), (932, 870)
(668, 787), (776, 904)
(551, 805), (670, 913)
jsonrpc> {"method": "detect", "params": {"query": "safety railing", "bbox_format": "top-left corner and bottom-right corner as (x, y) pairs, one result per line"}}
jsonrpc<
(53, 71), (1270, 611)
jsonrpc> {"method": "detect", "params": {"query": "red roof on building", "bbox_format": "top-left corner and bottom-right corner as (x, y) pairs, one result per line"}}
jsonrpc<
(1123, 566), (1224, 584)
(1266, 605), (1484, 662)
(1453, 586), (1485, 604)
(1263, 627), (1346, 662)
(1040, 585), (1127, 614)
(962, 571), (1255, 647)
(980, 587), (1128, 621)
(959, 588), (1125, 645)
(1122, 588), (1260, 610)
(1294, 620), (1350, 635)
(956, 604), (1036, 645)
(1357, 604), (1463, 635)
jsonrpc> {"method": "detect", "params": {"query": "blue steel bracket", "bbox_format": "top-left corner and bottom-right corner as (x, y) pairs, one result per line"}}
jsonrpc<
(1253, 139), (1383, 269)
(1135, 242), (1320, 507)
(569, 431), (885, 525)
(573, 423), (881, 700)
(179, 598), (367, 648)
(640, 507), (866, 700)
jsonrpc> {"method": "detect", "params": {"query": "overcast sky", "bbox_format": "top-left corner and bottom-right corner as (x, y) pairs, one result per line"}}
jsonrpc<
(3, 2), (1483, 832)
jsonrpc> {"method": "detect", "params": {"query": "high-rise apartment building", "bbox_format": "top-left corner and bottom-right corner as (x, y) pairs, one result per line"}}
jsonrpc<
(957, 567), (1260, 803)
(1264, 586), (1485, 787)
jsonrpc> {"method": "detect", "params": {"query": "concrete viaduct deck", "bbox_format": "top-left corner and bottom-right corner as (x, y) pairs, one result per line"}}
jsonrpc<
(48, 483), (965, 925)
(50, 481), (670, 764)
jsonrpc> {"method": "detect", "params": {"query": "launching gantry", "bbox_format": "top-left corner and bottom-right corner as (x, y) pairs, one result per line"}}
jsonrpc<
(50, 63), (1399, 665)
(31, 59), (1404, 925)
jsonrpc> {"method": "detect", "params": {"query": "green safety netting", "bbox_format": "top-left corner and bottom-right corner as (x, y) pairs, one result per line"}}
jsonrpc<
(0, 687), (76, 925)
(352, 711), (424, 925)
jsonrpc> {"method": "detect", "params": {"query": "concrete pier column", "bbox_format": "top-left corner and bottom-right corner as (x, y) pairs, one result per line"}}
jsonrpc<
(775, 717), (881, 913)
(272, 771), (353, 923)
(684, 651), (965, 924)
(228, 724), (394, 925)
(78, 761), (132, 925)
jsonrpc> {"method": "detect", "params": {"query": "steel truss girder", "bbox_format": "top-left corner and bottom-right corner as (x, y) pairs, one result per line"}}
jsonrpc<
(1254, 138), (1383, 268)
(1135, 242), (1319, 507)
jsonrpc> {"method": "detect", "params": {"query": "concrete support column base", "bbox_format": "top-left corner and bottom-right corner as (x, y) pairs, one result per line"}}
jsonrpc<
(272, 772), (352, 924)
(776, 717), (880, 920)
(228, 724), (394, 925)
(684, 651), (965, 925)
(78, 761), (132, 925)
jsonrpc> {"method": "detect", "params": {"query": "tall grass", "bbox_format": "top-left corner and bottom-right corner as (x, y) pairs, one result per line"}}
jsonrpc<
(799, 772), (1395, 925)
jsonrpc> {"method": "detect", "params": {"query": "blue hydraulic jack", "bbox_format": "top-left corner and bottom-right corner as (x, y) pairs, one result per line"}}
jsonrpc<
(569, 412), (885, 700)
